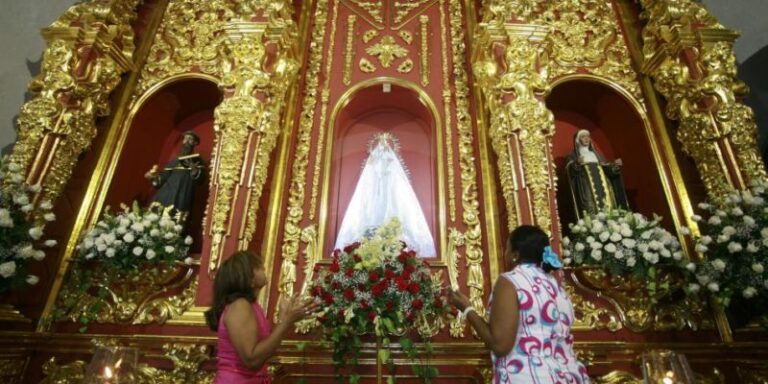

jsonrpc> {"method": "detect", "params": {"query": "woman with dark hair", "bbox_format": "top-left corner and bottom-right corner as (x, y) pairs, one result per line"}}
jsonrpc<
(449, 225), (590, 383)
(205, 251), (316, 383)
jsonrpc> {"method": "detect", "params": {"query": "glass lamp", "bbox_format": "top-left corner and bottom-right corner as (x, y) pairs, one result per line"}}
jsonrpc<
(641, 349), (695, 384)
(83, 346), (138, 383)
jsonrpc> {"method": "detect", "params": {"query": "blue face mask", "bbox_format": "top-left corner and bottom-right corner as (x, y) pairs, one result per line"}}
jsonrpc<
(542, 246), (562, 268)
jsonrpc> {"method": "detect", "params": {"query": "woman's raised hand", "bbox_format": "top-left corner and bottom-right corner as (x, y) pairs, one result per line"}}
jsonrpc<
(447, 289), (472, 312)
(278, 294), (320, 324)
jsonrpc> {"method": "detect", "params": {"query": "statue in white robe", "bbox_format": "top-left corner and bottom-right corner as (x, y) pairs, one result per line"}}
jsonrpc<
(334, 133), (436, 257)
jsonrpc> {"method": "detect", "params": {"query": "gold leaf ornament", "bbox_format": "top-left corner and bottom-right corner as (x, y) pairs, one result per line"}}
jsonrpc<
(397, 58), (414, 73)
(366, 35), (409, 68)
(359, 57), (377, 73)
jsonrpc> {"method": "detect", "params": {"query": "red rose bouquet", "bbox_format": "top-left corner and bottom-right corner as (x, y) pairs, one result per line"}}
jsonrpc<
(309, 218), (446, 381)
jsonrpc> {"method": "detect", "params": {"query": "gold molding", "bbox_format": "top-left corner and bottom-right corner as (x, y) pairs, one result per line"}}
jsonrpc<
(309, 0), (342, 221)
(277, 0), (334, 316)
(438, 0), (456, 223)
(449, 0), (486, 321)
(343, 15), (356, 85)
(419, 15), (430, 86)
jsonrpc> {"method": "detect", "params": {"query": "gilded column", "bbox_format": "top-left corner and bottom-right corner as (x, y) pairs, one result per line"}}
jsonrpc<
(473, 24), (555, 232)
(639, 0), (766, 199)
(9, 0), (142, 207)
(208, 17), (298, 272)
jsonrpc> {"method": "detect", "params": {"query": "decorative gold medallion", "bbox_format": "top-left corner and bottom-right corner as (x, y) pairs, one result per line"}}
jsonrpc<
(366, 35), (409, 68)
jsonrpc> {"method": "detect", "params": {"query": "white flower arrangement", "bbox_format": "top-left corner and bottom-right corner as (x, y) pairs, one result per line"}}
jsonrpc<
(563, 208), (686, 298)
(0, 155), (54, 293)
(681, 179), (768, 327)
(75, 201), (192, 271)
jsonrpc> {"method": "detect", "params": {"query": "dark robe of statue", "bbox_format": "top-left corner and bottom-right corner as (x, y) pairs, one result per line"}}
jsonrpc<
(566, 130), (629, 218)
(145, 131), (205, 215)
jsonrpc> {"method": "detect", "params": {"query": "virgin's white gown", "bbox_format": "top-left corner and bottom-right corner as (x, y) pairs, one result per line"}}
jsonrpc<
(334, 136), (436, 257)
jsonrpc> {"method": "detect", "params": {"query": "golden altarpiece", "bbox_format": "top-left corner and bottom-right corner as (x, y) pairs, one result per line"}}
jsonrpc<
(1, 0), (767, 382)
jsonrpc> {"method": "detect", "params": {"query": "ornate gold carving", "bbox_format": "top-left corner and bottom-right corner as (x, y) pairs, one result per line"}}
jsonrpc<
(209, 31), (269, 272)
(477, 366), (494, 384)
(363, 29), (379, 43)
(360, 57), (377, 72)
(639, 1), (766, 199)
(278, 0), (333, 315)
(133, 0), (293, 96)
(449, 0), (486, 320)
(446, 228), (465, 337)
(0, 358), (26, 384)
(343, 15), (357, 85)
(544, 1), (643, 102)
(474, 27), (554, 231)
(54, 263), (198, 325)
(135, 0), (227, 95)
(209, 16), (299, 271)
(565, 278), (622, 332)
(137, 344), (214, 383)
(399, 30), (413, 45)
(419, 15), (430, 86)
(40, 344), (215, 384)
(439, 0), (456, 221)
(299, 225), (320, 295)
(239, 29), (300, 252)
(366, 35), (409, 68)
(479, 0), (547, 24)
(10, 0), (141, 206)
(572, 267), (711, 332)
(397, 58), (414, 73)
(308, 0), (341, 222)
(592, 370), (642, 384)
(394, 0), (432, 24)
(348, 0), (383, 24)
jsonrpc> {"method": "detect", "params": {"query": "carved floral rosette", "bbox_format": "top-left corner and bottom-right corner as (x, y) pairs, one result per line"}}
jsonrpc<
(53, 260), (197, 326)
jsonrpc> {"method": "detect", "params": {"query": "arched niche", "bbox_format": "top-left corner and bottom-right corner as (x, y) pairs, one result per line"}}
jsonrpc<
(105, 76), (222, 253)
(547, 78), (674, 231)
(322, 79), (442, 257)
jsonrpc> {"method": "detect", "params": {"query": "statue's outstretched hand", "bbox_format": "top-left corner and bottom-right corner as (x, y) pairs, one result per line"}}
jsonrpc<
(614, 158), (623, 167)
(144, 165), (158, 180)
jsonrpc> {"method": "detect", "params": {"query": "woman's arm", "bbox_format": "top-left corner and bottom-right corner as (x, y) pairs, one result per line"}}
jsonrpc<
(224, 296), (312, 369)
(450, 278), (519, 356)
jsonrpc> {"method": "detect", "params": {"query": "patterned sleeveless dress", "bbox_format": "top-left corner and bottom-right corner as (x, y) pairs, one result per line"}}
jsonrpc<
(214, 301), (272, 384)
(489, 264), (590, 384)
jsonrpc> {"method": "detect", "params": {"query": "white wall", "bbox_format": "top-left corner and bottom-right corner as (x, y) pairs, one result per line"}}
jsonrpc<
(0, 0), (76, 153)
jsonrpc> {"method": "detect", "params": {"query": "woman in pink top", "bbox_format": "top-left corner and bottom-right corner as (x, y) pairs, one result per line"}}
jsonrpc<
(205, 251), (316, 383)
(449, 226), (590, 383)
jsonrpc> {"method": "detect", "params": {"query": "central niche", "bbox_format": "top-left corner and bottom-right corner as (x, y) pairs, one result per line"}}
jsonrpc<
(323, 80), (440, 257)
